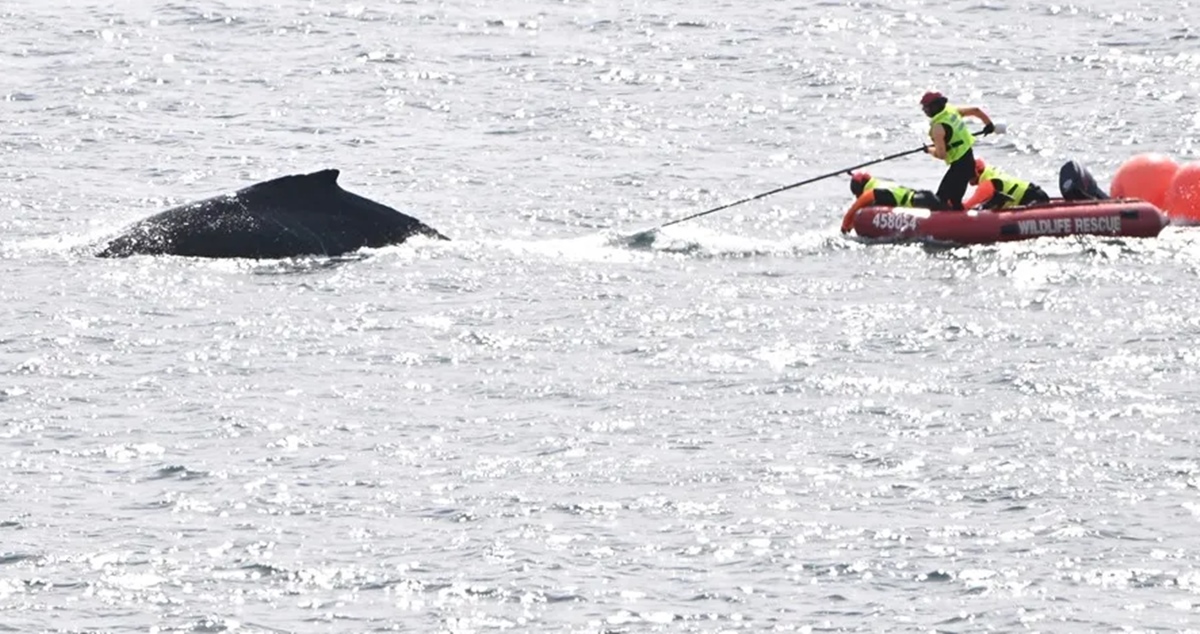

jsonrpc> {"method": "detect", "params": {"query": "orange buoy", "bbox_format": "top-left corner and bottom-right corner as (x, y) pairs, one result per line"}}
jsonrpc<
(1164, 162), (1200, 224)
(1110, 153), (1179, 208)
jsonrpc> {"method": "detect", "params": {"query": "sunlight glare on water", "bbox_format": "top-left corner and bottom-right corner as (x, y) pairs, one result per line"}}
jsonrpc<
(2, 1), (1200, 632)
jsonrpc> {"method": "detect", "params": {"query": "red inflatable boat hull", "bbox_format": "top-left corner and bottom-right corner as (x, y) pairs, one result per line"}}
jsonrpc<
(851, 198), (1168, 244)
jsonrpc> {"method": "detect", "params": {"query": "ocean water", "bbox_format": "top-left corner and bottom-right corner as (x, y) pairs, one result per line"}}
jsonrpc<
(2, 1), (1200, 632)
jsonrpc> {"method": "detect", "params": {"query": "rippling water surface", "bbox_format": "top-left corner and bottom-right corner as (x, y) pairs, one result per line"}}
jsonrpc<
(3, 1), (1200, 632)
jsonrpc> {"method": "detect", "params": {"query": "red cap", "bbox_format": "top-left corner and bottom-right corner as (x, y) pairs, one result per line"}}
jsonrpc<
(920, 91), (944, 107)
(850, 172), (871, 195)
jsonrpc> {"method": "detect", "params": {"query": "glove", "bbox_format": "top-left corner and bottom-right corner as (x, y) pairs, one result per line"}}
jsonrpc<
(982, 122), (995, 135)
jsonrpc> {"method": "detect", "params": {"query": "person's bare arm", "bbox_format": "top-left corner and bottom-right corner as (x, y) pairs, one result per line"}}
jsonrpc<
(927, 124), (948, 160)
(958, 106), (994, 132)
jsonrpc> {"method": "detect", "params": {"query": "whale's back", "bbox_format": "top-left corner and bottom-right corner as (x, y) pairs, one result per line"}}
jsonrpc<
(97, 170), (446, 259)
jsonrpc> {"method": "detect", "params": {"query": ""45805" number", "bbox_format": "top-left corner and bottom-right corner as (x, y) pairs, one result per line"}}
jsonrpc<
(871, 212), (919, 232)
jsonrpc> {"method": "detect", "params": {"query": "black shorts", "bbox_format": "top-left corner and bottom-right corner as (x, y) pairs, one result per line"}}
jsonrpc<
(910, 190), (944, 210)
(937, 148), (975, 211)
(1020, 184), (1051, 206)
(875, 189), (944, 210)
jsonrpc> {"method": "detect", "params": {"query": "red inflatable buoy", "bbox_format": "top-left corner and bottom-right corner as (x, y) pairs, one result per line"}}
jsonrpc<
(1164, 162), (1200, 224)
(1110, 153), (1179, 208)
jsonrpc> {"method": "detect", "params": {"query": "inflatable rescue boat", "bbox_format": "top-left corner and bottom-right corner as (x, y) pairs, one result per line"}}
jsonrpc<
(851, 198), (1168, 244)
(847, 160), (1169, 244)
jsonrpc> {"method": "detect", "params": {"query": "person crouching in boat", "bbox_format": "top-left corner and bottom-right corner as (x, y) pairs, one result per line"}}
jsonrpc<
(840, 172), (942, 233)
(921, 91), (995, 210)
(964, 159), (1051, 210)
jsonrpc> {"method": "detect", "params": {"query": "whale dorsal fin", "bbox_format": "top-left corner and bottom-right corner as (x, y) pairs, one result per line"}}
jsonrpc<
(306, 169), (340, 184)
(287, 169), (340, 186)
(242, 169), (342, 197)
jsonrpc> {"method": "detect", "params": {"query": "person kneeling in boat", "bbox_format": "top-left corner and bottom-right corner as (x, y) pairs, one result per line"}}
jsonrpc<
(840, 171), (942, 233)
(964, 159), (1051, 210)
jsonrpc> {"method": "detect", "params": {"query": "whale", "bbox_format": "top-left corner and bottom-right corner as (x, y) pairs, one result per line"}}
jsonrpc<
(96, 169), (447, 258)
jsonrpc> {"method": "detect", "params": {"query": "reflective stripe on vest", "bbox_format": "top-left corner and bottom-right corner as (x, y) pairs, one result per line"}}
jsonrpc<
(930, 106), (974, 165)
(979, 166), (1030, 209)
(864, 177), (915, 207)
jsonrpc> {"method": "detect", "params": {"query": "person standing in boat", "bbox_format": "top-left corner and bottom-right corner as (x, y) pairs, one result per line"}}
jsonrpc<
(840, 172), (942, 233)
(963, 159), (1051, 210)
(921, 91), (995, 210)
